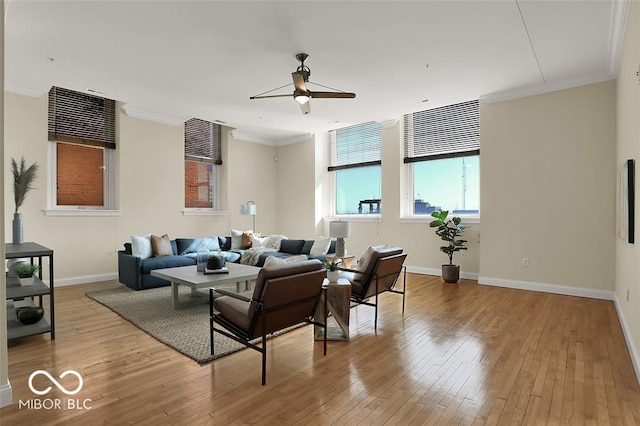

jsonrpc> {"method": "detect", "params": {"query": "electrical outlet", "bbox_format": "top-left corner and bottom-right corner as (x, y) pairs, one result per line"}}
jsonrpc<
(522, 258), (529, 267)
(627, 289), (630, 302)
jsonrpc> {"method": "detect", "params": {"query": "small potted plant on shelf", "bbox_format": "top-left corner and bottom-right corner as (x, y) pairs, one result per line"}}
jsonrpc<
(429, 210), (468, 283)
(322, 258), (343, 282)
(15, 263), (39, 286)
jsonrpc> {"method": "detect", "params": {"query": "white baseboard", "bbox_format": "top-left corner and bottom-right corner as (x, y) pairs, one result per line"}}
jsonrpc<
(48, 273), (118, 287)
(477, 276), (615, 301)
(613, 294), (640, 386)
(0, 381), (12, 408)
(406, 266), (479, 281)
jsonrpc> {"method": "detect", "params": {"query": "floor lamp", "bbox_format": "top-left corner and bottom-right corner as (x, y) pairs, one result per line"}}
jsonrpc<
(330, 221), (351, 257)
(243, 201), (257, 232)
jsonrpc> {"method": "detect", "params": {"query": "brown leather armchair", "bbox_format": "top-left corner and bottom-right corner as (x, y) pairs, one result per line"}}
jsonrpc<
(209, 259), (327, 385)
(338, 247), (407, 330)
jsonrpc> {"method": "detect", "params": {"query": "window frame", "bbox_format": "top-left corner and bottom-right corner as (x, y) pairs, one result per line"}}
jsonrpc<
(45, 140), (120, 216)
(183, 118), (222, 213)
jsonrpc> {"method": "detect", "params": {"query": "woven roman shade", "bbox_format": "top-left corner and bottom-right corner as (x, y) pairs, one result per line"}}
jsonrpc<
(185, 118), (222, 165)
(48, 86), (116, 149)
(328, 121), (382, 171)
(403, 99), (479, 163)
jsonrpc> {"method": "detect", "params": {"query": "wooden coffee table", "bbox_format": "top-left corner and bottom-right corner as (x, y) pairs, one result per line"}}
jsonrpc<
(151, 263), (261, 308)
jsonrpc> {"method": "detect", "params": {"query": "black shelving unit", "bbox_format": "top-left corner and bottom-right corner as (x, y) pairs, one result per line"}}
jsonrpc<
(5, 242), (55, 339)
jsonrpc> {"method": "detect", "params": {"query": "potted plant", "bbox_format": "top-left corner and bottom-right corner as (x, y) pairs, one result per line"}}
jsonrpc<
(429, 210), (468, 283)
(322, 258), (343, 282)
(15, 263), (39, 286)
(11, 156), (39, 244)
(207, 252), (226, 270)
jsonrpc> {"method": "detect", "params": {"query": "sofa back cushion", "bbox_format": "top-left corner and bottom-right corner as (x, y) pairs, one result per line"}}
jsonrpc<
(175, 237), (220, 255)
(279, 239), (306, 254)
(123, 242), (133, 255)
(219, 237), (232, 251)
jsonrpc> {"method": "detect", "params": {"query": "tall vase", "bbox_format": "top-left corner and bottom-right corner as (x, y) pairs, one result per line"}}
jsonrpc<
(13, 213), (24, 244)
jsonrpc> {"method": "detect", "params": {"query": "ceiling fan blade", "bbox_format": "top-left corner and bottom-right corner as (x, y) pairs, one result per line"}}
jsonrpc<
(299, 101), (311, 115)
(309, 91), (356, 99)
(292, 72), (308, 93)
(249, 94), (293, 100)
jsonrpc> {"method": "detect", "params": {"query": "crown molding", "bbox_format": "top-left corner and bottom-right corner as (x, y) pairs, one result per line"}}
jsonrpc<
(608, 0), (631, 75)
(481, 72), (615, 104)
(229, 130), (312, 146)
(120, 106), (185, 127)
(4, 81), (44, 97)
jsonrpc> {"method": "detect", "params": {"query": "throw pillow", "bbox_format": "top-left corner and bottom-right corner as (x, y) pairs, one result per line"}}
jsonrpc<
(131, 234), (153, 259)
(356, 245), (388, 272)
(252, 235), (270, 248)
(266, 234), (287, 250)
(242, 232), (253, 249)
(151, 234), (173, 257)
(263, 255), (308, 267)
(181, 237), (220, 254)
(309, 237), (331, 256)
(231, 229), (253, 249)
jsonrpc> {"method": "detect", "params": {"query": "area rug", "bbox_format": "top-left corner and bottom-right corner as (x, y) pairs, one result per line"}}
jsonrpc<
(85, 284), (305, 364)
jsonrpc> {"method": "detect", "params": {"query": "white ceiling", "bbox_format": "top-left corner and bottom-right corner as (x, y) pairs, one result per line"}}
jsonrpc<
(4, 0), (628, 145)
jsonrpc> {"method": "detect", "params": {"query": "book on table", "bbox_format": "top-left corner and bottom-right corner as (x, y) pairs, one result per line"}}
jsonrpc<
(204, 267), (229, 275)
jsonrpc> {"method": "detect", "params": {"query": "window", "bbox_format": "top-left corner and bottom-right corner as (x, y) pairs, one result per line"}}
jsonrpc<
(184, 118), (222, 209)
(48, 86), (116, 210)
(328, 121), (382, 215)
(404, 100), (480, 216)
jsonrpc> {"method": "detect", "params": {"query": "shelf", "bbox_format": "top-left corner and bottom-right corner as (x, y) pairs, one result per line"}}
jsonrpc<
(6, 275), (50, 299)
(6, 300), (51, 339)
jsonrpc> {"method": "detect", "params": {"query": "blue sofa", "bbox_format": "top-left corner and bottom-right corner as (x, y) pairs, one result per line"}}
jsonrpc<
(117, 236), (336, 290)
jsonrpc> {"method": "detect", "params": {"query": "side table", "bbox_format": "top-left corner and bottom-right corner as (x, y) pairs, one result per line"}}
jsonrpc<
(315, 278), (351, 341)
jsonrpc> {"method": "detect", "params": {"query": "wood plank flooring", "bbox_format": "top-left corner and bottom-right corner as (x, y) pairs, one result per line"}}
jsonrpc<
(1, 274), (639, 425)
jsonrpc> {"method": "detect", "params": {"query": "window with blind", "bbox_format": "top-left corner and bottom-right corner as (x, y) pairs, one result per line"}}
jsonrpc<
(48, 86), (116, 209)
(184, 118), (222, 209)
(404, 100), (480, 216)
(328, 121), (382, 215)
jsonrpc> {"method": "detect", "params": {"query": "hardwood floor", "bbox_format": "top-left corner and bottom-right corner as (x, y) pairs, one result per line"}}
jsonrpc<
(1, 274), (639, 425)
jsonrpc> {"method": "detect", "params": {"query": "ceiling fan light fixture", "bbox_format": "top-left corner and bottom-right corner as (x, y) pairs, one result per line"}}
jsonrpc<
(294, 91), (310, 105)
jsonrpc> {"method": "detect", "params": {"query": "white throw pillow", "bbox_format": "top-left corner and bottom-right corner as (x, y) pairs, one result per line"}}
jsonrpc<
(263, 255), (308, 267)
(231, 229), (253, 250)
(131, 234), (153, 259)
(252, 235), (270, 248)
(356, 245), (388, 271)
(309, 237), (331, 256)
(266, 234), (287, 250)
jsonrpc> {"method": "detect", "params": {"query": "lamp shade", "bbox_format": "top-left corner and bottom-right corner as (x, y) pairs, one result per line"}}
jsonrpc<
(329, 221), (351, 238)
(243, 201), (257, 216)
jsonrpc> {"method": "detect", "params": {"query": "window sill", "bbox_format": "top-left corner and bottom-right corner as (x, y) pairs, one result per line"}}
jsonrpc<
(324, 215), (382, 223)
(182, 209), (229, 216)
(44, 209), (122, 217)
(398, 215), (480, 224)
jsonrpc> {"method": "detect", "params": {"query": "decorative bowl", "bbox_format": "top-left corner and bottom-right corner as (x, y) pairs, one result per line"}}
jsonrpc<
(17, 306), (44, 325)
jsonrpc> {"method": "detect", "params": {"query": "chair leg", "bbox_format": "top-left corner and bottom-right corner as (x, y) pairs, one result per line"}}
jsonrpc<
(374, 275), (379, 330)
(210, 318), (215, 355)
(402, 267), (407, 315)
(324, 291), (328, 355)
(261, 333), (267, 386)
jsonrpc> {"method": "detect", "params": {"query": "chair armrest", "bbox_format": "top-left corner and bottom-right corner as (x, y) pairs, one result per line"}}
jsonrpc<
(214, 288), (252, 302)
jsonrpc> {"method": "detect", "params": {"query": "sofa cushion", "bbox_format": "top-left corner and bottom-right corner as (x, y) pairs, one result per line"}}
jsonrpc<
(140, 255), (196, 274)
(151, 234), (173, 257)
(301, 240), (314, 255)
(219, 236), (231, 251)
(279, 239), (305, 254)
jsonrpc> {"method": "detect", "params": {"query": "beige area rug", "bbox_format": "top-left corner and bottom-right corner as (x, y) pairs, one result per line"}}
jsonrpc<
(85, 284), (304, 364)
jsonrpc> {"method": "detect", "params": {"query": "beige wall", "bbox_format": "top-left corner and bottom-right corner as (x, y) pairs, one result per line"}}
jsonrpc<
(616, 0), (640, 379)
(479, 81), (617, 292)
(3, 92), (278, 282)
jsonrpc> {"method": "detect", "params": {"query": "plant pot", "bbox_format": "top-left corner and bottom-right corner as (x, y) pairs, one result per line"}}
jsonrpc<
(327, 270), (340, 282)
(19, 276), (35, 286)
(207, 257), (226, 270)
(17, 306), (44, 325)
(441, 264), (460, 283)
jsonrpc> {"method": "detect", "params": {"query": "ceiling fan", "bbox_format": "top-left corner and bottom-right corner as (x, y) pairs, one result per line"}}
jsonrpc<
(249, 53), (356, 115)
